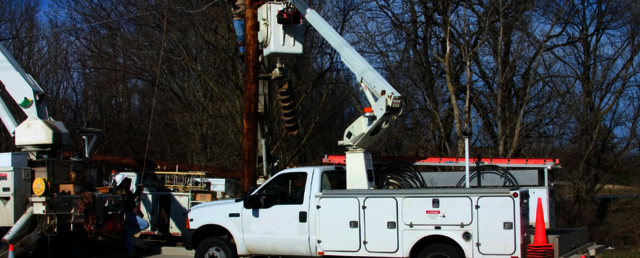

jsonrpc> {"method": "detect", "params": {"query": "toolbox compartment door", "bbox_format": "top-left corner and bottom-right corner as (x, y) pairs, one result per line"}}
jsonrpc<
(477, 196), (516, 255)
(317, 197), (361, 252)
(364, 197), (398, 253)
(169, 194), (190, 235)
(140, 193), (156, 232)
(402, 197), (473, 226)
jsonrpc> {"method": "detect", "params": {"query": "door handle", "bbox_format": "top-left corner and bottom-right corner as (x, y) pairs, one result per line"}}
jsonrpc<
(299, 211), (307, 223)
(503, 222), (513, 230)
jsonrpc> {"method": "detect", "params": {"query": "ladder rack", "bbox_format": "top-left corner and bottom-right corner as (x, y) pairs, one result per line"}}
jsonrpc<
(322, 155), (559, 168)
(143, 171), (209, 192)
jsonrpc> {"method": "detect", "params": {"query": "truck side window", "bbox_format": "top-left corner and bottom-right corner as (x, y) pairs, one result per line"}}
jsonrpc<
(256, 172), (307, 206)
(320, 171), (346, 191)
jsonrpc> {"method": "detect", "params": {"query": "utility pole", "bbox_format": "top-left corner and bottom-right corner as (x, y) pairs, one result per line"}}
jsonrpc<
(241, 0), (259, 193)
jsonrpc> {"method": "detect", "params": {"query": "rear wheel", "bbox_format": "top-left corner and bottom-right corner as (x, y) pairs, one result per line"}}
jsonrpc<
(195, 236), (236, 258)
(417, 243), (464, 258)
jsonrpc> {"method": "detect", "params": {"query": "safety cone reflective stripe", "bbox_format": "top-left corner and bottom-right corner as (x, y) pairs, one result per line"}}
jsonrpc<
(8, 244), (15, 258)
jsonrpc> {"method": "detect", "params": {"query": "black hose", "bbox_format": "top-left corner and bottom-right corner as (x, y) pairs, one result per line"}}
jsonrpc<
(456, 165), (520, 187)
(374, 162), (427, 189)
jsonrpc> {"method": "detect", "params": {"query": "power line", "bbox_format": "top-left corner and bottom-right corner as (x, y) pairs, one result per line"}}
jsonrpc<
(140, 9), (169, 192)
(179, 0), (222, 13)
(0, 0), (221, 42)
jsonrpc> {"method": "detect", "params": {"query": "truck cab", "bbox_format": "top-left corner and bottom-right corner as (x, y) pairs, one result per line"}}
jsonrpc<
(184, 166), (328, 257)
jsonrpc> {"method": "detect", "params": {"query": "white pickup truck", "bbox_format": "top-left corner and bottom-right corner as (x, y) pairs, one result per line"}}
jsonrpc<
(183, 166), (531, 258)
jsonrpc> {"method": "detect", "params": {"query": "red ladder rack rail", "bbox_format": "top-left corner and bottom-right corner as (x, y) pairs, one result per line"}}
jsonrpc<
(322, 155), (559, 168)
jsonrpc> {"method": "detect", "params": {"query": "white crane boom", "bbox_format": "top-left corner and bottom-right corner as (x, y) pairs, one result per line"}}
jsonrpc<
(292, 0), (402, 151)
(258, 0), (403, 189)
(0, 43), (49, 124)
(0, 42), (68, 149)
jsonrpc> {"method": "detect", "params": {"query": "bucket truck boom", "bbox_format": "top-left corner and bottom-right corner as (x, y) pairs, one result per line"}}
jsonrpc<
(0, 42), (134, 257)
(259, 0), (402, 188)
(0, 42), (69, 151)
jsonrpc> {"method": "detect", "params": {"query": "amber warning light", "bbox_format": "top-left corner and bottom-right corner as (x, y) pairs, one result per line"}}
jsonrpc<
(364, 107), (375, 118)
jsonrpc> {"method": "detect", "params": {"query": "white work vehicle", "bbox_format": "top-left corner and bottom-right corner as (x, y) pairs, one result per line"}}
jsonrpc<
(184, 158), (604, 258)
(184, 1), (602, 258)
(185, 166), (531, 258)
(112, 172), (234, 237)
(0, 41), (135, 257)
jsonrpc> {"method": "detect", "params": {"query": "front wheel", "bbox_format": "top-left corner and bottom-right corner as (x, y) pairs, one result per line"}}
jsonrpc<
(195, 237), (236, 258)
(417, 243), (464, 258)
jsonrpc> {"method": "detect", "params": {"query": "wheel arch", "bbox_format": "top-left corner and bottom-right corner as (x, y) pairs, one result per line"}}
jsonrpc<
(409, 234), (467, 258)
(192, 224), (237, 253)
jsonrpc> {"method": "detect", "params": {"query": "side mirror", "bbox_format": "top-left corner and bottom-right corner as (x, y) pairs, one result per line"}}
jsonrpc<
(243, 191), (252, 209)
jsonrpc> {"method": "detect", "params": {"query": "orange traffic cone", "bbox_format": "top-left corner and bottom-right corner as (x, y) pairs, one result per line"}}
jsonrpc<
(527, 198), (554, 258)
(534, 197), (548, 244)
(8, 244), (15, 258)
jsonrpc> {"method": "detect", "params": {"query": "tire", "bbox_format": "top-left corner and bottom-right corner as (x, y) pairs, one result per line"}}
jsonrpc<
(417, 243), (464, 258)
(195, 236), (236, 258)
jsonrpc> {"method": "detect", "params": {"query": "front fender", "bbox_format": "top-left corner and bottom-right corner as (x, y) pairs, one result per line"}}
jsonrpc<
(188, 200), (248, 255)
(191, 223), (249, 255)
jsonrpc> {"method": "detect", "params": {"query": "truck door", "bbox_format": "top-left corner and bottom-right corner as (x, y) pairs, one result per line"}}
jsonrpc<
(477, 196), (516, 255)
(242, 171), (311, 256)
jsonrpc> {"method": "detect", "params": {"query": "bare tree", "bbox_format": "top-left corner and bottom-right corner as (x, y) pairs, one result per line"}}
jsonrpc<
(549, 0), (640, 227)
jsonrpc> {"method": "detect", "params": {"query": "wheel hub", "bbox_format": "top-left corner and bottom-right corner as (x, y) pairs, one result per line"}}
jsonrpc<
(205, 247), (226, 258)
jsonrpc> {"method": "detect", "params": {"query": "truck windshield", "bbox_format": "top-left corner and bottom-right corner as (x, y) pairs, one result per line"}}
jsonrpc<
(321, 171), (346, 191)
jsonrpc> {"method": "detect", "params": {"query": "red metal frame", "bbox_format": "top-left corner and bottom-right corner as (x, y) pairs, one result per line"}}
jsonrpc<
(322, 155), (559, 167)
